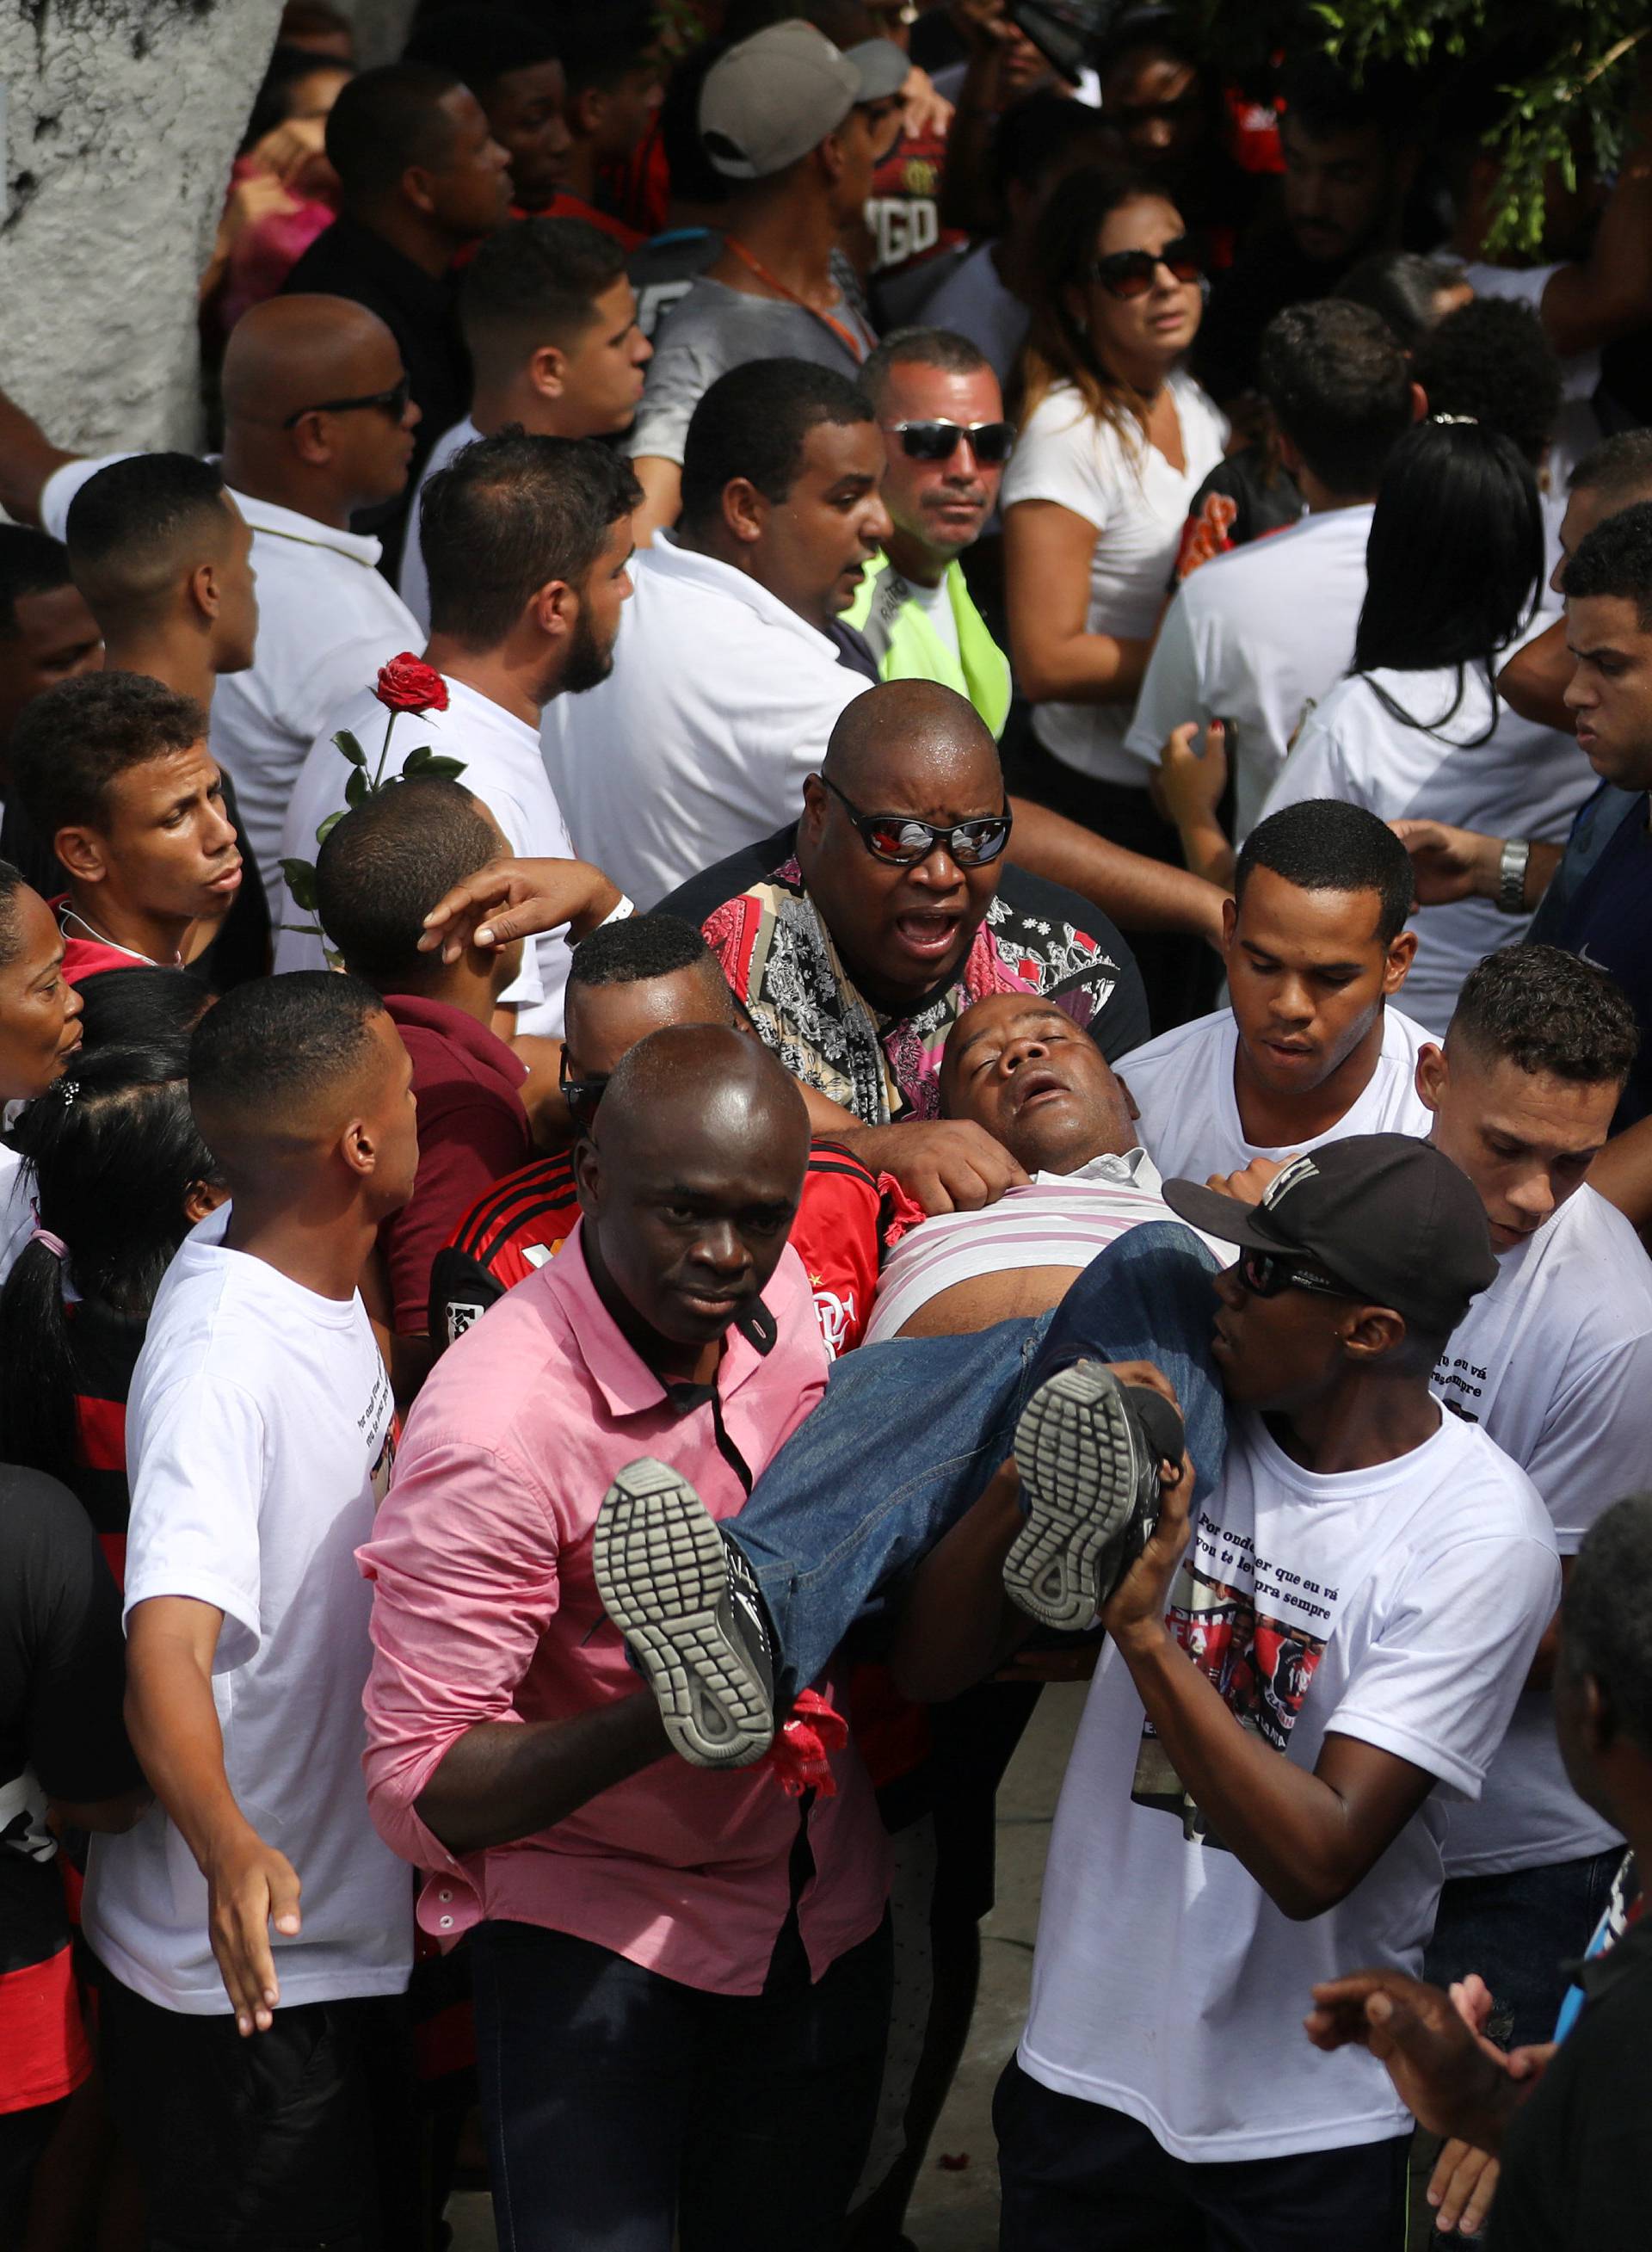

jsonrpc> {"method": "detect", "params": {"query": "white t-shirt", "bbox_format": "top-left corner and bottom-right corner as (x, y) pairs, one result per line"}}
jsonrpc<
(1117, 1003), (1435, 1182)
(394, 415), (478, 638)
(1001, 373), (1228, 784)
(1125, 505), (1373, 837)
(82, 1209), (411, 2014)
(1436, 1183), (1652, 1878)
(1020, 1406), (1558, 2160)
(274, 675), (576, 1039)
(0, 1144), (33, 1285)
(920, 242), (1029, 389)
(40, 460), (421, 913)
(1261, 659), (1594, 1035)
(542, 534), (870, 907)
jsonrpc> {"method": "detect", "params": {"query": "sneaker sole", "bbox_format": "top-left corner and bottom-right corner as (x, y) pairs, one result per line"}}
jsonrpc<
(592, 1462), (774, 1769)
(1003, 1364), (1143, 1632)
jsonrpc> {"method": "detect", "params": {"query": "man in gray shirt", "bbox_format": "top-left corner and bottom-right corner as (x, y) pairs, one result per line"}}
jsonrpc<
(628, 19), (904, 538)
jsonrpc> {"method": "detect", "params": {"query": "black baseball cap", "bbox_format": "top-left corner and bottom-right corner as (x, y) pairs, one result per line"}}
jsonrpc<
(1162, 1134), (1496, 1338)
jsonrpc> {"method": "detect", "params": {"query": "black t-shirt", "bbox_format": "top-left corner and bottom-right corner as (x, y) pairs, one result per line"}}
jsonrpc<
(1489, 1916), (1652, 2250)
(0, 1467), (140, 2103)
(1541, 790), (1652, 1131)
(1193, 222), (1351, 406)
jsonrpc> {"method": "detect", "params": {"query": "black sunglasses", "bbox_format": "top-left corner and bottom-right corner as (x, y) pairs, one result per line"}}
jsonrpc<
(1089, 237), (1204, 300)
(820, 774), (1012, 867)
(884, 419), (1016, 466)
(558, 1049), (607, 1132)
(281, 373), (412, 430)
(1235, 1248), (1354, 1303)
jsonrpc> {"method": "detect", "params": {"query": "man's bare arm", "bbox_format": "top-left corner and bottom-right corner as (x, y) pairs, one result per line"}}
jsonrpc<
(1008, 795), (1229, 939)
(415, 1697), (672, 1857)
(0, 383), (78, 526)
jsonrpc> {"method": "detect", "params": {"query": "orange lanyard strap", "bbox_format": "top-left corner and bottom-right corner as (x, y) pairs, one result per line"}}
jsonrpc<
(722, 236), (870, 364)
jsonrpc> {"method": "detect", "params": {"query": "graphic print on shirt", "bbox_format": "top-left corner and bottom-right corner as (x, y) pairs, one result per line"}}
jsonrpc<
(1131, 1507), (1338, 1846)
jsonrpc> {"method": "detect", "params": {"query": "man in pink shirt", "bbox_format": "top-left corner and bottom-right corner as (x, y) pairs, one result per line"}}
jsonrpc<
(359, 1024), (891, 2252)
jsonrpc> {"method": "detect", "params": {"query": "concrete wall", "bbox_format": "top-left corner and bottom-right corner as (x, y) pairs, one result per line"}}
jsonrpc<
(0, 0), (286, 453)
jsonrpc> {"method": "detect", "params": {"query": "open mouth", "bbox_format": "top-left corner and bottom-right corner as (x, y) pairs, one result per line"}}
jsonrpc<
(1012, 1066), (1069, 1111)
(891, 910), (961, 963)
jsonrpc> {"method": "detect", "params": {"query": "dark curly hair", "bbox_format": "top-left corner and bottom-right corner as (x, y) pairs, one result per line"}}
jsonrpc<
(1412, 297), (1563, 472)
(1563, 1495), (1652, 1758)
(1564, 497), (1652, 628)
(1447, 944), (1640, 1087)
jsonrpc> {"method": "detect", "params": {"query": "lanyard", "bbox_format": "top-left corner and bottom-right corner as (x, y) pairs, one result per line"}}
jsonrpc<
(721, 236), (870, 365)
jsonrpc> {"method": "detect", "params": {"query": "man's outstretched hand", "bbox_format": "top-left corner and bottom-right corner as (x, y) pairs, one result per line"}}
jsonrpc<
(1304, 1969), (1519, 2156)
(418, 855), (625, 962)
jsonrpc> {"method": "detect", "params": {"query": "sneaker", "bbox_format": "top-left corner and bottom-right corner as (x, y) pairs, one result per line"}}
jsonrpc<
(1002, 1361), (1183, 1632)
(592, 1459), (777, 1768)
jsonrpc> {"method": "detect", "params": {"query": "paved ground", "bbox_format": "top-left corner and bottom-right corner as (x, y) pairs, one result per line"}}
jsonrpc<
(447, 1685), (1085, 2251)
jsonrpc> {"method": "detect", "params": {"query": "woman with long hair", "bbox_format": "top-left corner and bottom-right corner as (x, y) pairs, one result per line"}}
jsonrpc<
(1261, 416), (1593, 1032)
(1002, 164), (1228, 1027)
(0, 1029), (225, 1579)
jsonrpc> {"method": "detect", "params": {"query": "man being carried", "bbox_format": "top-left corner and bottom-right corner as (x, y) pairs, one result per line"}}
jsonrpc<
(595, 1137), (1556, 2249)
(9, 675), (243, 983)
(1117, 799), (1432, 1180)
(844, 326), (1014, 735)
(83, 973), (420, 2247)
(361, 1028), (891, 2251)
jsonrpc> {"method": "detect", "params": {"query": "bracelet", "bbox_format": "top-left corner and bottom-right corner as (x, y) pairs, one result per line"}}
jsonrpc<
(598, 894), (635, 928)
(1496, 838), (1531, 915)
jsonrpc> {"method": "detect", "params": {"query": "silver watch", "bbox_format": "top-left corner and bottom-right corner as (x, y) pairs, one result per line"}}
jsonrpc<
(1497, 838), (1531, 915)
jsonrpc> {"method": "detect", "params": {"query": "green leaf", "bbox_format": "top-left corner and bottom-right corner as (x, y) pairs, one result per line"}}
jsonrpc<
(401, 743), (434, 775)
(344, 766), (368, 810)
(333, 728), (367, 768)
(421, 756), (467, 780)
(315, 808), (347, 846)
(280, 857), (319, 912)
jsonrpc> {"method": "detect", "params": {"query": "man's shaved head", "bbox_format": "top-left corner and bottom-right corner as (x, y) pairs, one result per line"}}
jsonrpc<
(576, 1025), (810, 1362)
(221, 294), (403, 427)
(822, 678), (1000, 805)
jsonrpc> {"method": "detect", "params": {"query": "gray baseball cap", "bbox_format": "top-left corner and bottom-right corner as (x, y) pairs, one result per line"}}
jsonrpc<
(700, 21), (909, 182)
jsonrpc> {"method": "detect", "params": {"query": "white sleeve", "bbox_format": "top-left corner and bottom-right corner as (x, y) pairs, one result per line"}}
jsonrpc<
(123, 1379), (268, 1672)
(1256, 708), (1353, 820)
(1001, 404), (1112, 532)
(1324, 1530), (1560, 1797)
(1125, 589), (1209, 758)
(1524, 1332), (1652, 1552)
(40, 453), (139, 541)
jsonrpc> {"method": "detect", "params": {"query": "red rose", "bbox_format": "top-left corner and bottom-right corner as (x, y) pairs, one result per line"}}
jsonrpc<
(374, 653), (449, 715)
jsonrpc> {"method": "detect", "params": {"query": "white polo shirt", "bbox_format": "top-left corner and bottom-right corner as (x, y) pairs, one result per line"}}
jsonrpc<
(41, 460), (420, 912)
(1117, 1002), (1435, 1182)
(1125, 504), (1373, 839)
(394, 414), (478, 637)
(541, 535), (871, 908)
(274, 674), (576, 1038)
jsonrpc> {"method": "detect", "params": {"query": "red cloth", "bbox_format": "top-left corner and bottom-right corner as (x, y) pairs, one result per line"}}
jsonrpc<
(0, 1946), (91, 2115)
(378, 993), (532, 1336)
(515, 189), (644, 250)
(59, 931), (148, 984)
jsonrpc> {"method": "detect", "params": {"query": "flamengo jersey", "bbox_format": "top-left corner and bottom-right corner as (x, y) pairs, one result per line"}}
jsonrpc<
(429, 1140), (915, 1359)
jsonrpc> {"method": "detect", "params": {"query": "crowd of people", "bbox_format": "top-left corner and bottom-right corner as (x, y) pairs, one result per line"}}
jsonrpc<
(3, 2), (1652, 2247)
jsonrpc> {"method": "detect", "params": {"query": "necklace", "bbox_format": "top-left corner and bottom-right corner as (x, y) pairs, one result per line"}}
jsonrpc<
(59, 905), (171, 968)
(721, 236), (870, 363)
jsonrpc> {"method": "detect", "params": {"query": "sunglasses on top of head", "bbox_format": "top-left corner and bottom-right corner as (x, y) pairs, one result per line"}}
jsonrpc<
(821, 774), (1012, 867)
(1234, 1248), (1355, 1303)
(1089, 237), (1204, 300)
(883, 419), (1017, 466)
(558, 1049), (607, 1132)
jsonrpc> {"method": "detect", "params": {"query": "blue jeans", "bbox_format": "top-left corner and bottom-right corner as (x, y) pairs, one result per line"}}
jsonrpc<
(730, 1225), (1228, 1694)
(1424, 1848), (1623, 2049)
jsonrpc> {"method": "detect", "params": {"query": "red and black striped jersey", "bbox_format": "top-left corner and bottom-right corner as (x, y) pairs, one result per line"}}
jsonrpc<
(429, 1139), (918, 1359)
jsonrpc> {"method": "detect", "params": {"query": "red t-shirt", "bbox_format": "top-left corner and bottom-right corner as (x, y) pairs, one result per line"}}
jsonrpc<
(379, 993), (533, 1336)
(516, 189), (644, 251)
(429, 1138), (915, 1356)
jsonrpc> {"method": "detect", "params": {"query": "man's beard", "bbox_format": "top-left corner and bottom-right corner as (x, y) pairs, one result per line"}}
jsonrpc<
(563, 605), (616, 696)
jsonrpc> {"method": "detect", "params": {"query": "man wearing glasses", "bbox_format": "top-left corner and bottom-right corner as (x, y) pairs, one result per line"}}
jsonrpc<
(845, 326), (1015, 733)
(591, 1133), (1558, 2250)
(657, 678), (1149, 1209)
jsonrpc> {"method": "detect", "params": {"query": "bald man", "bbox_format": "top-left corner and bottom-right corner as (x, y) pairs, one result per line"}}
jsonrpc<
(658, 679), (1150, 1203)
(361, 1024), (893, 2251)
(0, 297), (423, 902)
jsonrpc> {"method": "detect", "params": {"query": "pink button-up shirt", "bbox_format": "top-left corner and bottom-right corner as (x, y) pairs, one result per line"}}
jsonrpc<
(359, 1224), (889, 1996)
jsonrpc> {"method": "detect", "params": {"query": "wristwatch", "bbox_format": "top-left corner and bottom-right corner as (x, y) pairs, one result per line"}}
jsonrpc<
(1497, 838), (1532, 915)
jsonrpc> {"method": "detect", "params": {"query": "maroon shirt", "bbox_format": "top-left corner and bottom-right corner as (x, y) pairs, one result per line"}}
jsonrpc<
(379, 993), (531, 1335)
